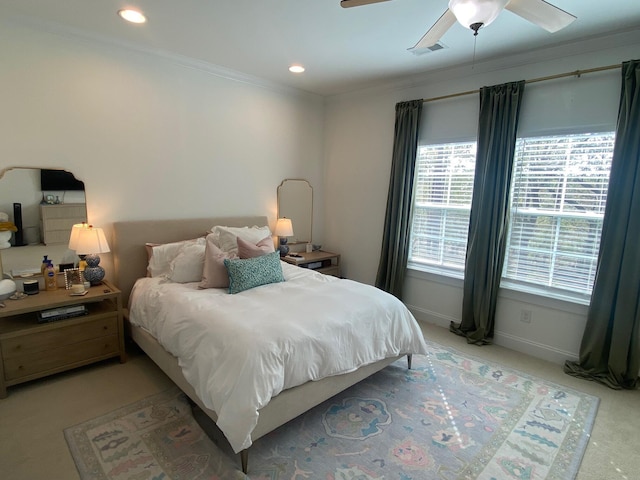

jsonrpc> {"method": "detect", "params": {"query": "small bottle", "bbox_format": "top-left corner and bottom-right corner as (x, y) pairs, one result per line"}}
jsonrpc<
(45, 261), (58, 291)
(40, 255), (49, 276)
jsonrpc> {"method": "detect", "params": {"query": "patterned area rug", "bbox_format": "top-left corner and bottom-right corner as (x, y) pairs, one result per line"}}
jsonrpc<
(64, 341), (599, 480)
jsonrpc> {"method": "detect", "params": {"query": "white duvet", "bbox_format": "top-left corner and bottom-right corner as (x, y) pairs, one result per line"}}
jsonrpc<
(128, 261), (428, 453)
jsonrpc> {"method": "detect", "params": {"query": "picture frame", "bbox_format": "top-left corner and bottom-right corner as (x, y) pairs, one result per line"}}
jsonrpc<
(59, 263), (75, 273)
(64, 268), (83, 289)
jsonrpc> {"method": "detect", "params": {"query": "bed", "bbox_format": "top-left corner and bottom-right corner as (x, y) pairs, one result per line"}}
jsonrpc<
(112, 215), (428, 473)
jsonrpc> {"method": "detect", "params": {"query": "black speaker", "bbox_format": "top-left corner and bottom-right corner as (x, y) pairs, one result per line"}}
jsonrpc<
(13, 203), (25, 247)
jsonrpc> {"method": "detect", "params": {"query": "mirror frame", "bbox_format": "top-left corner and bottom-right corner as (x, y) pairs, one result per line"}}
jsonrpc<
(277, 178), (313, 245)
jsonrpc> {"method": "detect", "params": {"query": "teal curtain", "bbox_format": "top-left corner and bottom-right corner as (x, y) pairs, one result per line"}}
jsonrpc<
(451, 81), (525, 344)
(564, 60), (640, 390)
(376, 100), (423, 299)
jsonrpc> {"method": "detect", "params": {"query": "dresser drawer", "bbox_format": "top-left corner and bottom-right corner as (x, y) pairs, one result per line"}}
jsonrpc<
(1, 316), (118, 360)
(4, 334), (119, 381)
(42, 228), (82, 245)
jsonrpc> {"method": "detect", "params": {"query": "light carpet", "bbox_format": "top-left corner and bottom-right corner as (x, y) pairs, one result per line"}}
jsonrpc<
(64, 341), (598, 479)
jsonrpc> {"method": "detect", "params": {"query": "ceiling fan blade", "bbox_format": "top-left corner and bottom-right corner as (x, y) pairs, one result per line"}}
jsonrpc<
(340, 0), (392, 7)
(505, 0), (576, 33)
(411, 9), (457, 50)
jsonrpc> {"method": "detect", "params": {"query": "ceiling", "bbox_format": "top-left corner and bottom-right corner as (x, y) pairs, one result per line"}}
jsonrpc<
(3, 1), (640, 96)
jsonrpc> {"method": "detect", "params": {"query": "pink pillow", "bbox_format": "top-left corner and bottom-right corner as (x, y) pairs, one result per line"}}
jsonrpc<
(199, 235), (237, 289)
(237, 235), (275, 259)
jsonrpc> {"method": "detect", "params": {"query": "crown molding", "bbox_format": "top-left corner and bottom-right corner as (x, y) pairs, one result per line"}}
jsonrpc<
(4, 13), (321, 102)
(327, 27), (640, 102)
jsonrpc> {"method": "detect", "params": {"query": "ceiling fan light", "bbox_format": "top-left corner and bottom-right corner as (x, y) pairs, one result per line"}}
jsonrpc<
(118, 9), (146, 24)
(448, 0), (508, 29)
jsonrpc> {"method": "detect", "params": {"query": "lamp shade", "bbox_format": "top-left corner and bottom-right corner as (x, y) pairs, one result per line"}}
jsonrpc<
(72, 226), (110, 255)
(274, 218), (294, 237)
(68, 222), (89, 250)
(448, 0), (508, 29)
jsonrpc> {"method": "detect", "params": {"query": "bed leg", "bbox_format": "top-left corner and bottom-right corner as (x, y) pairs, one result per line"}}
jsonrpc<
(240, 449), (249, 474)
(407, 354), (412, 369)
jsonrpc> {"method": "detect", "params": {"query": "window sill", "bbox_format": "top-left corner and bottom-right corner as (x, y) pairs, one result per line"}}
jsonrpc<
(406, 264), (590, 316)
(406, 263), (464, 287)
(499, 280), (590, 315)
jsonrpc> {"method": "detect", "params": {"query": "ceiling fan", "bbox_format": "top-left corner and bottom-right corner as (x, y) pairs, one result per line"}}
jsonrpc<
(340, 0), (576, 50)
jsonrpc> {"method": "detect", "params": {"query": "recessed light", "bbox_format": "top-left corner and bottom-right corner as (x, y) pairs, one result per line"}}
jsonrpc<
(289, 65), (305, 74)
(118, 9), (146, 24)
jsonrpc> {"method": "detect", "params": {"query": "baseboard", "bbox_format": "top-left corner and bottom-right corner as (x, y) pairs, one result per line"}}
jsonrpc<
(492, 331), (578, 365)
(406, 303), (454, 329)
(406, 303), (579, 365)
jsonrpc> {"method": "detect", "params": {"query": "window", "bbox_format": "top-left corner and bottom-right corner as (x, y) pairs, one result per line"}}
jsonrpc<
(409, 142), (476, 273)
(503, 132), (615, 296)
(409, 132), (615, 298)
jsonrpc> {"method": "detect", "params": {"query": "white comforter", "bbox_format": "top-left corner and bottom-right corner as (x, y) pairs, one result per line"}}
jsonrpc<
(129, 261), (428, 452)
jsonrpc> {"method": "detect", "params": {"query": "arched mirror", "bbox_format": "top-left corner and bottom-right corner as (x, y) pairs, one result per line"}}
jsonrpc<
(277, 179), (312, 244)
(0, 167), (86, 277)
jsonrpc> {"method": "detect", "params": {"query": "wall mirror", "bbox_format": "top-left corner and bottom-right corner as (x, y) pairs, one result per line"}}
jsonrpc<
(0, 167), (86, 277)
(277, 179), (312, 244)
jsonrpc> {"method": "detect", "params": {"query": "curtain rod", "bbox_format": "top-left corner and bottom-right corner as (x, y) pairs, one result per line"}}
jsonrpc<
(421, 63), (621, 103)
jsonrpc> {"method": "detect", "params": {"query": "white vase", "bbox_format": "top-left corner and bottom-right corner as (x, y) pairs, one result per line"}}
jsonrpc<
(0, 231), (11, 249)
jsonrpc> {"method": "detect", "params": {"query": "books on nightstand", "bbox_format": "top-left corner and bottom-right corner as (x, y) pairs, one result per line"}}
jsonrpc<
(37, 304), (88, 323)
(301, 261), (323, 269)
(299, 260), (332, 270)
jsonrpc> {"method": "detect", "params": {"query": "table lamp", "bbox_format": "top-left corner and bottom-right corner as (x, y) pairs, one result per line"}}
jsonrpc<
(70, 224), (110, 285)
(274, 218), (294, 257)
(69, 222), (90, 271)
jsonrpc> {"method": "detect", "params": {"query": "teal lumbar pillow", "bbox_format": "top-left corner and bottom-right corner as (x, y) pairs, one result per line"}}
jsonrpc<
(224, 251), (285, 294)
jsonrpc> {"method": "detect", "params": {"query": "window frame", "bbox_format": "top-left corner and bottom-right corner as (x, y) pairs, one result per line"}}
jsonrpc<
(407, 131), (615, 305)
(502, 131), (615, 301)
(408, 140), (476, 278)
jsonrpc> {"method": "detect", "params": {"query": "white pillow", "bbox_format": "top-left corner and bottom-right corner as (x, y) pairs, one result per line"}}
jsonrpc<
(147, 237), (205, 277)
(167, 242), (206, 283)
(210, 225), (272, 254)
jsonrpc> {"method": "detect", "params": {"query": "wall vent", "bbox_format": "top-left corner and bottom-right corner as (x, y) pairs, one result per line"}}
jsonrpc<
(410, 41), (448, 55)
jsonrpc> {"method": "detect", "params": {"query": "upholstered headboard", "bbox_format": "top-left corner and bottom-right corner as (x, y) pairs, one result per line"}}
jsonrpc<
(112, 215), (269, 306)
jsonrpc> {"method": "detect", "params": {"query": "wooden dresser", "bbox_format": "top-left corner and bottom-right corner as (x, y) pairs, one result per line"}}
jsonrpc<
(40, 203), (87, 245)
(0, 280), (125, 398)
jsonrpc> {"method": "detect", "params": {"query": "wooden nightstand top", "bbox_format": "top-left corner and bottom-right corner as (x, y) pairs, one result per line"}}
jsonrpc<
(281, 250), (340, 266)
(0, 280), (120, 318)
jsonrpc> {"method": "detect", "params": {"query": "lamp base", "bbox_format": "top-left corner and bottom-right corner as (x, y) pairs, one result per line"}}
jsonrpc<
(83, 254), (105, 285)
(278, 237), (289, 257)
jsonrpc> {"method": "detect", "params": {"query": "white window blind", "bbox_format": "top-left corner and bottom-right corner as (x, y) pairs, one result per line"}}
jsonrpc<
(409, 142), (476, 272)
(503, 132), (615, 295)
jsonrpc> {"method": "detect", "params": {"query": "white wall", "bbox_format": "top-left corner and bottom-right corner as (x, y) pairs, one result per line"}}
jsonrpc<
(323, 30), (640, 364)
(0, 19), (325, 277)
